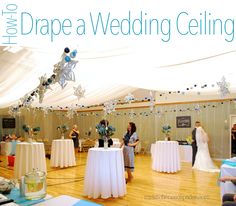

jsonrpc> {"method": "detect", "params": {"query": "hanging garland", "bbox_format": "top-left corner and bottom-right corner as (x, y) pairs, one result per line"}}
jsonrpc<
(8, 47), (79, 117)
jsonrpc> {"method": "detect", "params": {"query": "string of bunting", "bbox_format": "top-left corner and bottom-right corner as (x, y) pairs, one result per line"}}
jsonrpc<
(22, 99), (236, 119)
(159, 76), (230, 98)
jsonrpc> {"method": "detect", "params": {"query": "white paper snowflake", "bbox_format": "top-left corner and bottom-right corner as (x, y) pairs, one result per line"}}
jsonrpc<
(103, 100), (117, 115)
(74, 85), (85, 101)
(217, 76), (230, 98)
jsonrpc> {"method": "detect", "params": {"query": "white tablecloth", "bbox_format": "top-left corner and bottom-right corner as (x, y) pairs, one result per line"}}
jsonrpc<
(220, 163), (236, 197)
(50, 139), (76, 168)
(0, 142), (12, 155)
(94, 140), (121, 148)
(84, 148), (126, 199)
(151, 143), (192, 163)
(152, 141), (181, 173)
(14, 142), (47, 179)
(179, 145), (192, 162)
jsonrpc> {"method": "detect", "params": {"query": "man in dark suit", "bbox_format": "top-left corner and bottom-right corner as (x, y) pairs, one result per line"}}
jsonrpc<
(192, 121), (200, 166)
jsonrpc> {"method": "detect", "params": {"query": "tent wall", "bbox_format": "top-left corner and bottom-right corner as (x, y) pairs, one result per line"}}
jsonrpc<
(0, 99), (234, 159)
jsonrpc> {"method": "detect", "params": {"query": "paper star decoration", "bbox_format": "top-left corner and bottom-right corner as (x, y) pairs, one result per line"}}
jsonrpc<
(128, 109), (135, 119)
(103, 100), (117, 115)
(74, 85), (86, 101)
(66, 107), (77, 119)
(194, 104), (200, 113)
(217, 76), (230, 98)
(42, 107), (50, 116)
(53, 49), (78, 89)
(8, 105), (21, 117)
(124, 93), (135, 104)
(149, 91), (155, 111)
(38, 75), (51, 104)
(20, 93), (34, 108)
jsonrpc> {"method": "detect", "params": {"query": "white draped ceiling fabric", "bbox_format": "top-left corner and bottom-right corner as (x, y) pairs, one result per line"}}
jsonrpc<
(1, 45), (236, 109)
(1, 0), (236, 108)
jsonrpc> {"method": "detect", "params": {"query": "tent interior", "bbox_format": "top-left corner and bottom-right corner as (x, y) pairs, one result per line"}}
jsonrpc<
(0, 41), (236, 205)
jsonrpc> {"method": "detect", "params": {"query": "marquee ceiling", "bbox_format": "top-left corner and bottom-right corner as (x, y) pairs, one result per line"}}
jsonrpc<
(0, 44), (236, 109)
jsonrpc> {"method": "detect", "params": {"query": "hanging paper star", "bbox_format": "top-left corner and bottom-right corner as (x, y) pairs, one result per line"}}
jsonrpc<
(42, 107), (50, 116)
(20, 94), (34, 107)
(124, 93), (135, 104)
(149, 91), (155, 111)
(103, 100), (117, 115)
(128, 109), (135, 119)
(194, 104), (201, 113)
(66, 107), (77, 119)
(53, 48), (78, 89)
(8, 105), (21, 117)
(217, 76), (230, 98)
(38, 74), (51, 104)
(74, 85), (85, 101)
(156, 109), (163, 118)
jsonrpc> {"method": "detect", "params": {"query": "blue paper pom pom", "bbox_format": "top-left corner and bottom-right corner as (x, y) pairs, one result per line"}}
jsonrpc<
(65, 56), (71, 62)
(64, 47), (70, 53)
(70, 51), (77, 58)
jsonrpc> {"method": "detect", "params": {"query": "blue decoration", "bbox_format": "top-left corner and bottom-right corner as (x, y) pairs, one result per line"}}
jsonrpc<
(70, 50), (77, 58)
(64, 47), (70, 53)
(65, 56), (71, 62)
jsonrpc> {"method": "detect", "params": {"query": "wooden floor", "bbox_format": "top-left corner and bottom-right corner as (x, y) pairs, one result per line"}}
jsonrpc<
(0, 153), (221, 206)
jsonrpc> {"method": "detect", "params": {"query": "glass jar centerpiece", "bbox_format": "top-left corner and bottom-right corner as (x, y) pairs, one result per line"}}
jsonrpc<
(20, 170), (46, 200)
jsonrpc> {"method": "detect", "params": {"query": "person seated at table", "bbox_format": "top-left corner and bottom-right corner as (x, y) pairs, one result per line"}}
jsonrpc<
(5, 135), (11, 142)
(69, 125), (80, 152)
(10, 134), (17, 141)
(120, 122), (139, 183)
(219, 176), (236, 205)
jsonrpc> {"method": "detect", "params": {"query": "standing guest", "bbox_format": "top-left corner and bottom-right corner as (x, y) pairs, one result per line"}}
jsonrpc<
(231, 124), (236, 154)
(69, 125), (80, 152)
(120, 122), (139, 182)
(191, 121), (201, 166)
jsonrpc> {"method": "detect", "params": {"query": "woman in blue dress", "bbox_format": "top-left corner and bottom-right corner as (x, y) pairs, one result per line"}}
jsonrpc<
(120, 122), (139, 182)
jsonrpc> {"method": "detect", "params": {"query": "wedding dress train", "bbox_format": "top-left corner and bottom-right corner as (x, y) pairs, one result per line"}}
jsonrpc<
(193, 127), (219, 172)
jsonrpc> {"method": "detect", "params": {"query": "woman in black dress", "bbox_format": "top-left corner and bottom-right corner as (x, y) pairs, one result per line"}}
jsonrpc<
(69, 125), (80, 152)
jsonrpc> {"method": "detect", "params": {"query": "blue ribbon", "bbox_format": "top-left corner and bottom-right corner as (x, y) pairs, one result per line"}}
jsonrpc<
(217, 159), (236, 186)
(222, 159), (236, 167)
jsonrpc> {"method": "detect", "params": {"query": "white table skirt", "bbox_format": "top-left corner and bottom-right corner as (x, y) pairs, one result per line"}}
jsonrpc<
(14, 142), (47, 179)
(94, 140), (121, 148)
(0, 142), (12, 156)
(220, 163), (236, 197)
(84, 148), (126, 199)
(152, 141), (181, 173)
(151, 143), (192, 163)
(179, 145), (192, 162)
(50, 139), (76, 168)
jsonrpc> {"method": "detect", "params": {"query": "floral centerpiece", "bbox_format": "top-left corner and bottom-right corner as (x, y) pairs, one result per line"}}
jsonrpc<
(95, 123), (115, 138)
(22, 124), (41, 142)
(95, 120), (115, 148)
(162, 125), (171, 141)
(186, 136), (193, 145)
(57, 124), (69, 139)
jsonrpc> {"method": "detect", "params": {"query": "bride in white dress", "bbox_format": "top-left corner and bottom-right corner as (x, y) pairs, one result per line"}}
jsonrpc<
(193, 126), (219, 172)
